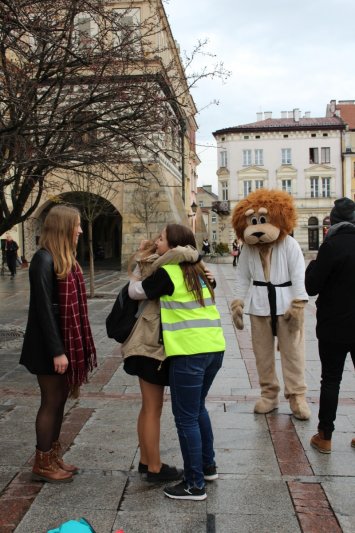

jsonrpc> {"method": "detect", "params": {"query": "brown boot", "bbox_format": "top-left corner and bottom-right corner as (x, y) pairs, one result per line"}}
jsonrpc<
(52, 441), (78, 474)
(310, 431), (332, 454)
(32, 448), (73, 483)
(351, 438), (355, 449)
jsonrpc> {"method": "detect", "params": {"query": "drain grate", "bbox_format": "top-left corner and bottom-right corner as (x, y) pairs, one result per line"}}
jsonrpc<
(0, 330), (24, 341)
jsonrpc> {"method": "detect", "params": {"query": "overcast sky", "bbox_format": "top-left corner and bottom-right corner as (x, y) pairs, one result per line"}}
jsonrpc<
(164, 0), (355, 193)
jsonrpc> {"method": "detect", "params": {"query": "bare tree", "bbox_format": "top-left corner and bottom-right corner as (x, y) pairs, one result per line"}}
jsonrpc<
(132, 184), (160, 239)
(57, 166), (120, 297)
(0, 0), (230, 235)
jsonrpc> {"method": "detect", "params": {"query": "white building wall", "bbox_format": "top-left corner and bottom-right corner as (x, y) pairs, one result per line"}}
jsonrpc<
(216, 126), (344, 252)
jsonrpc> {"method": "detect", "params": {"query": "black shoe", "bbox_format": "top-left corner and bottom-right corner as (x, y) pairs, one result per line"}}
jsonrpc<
(203, 464), (218, 481)
(146, 463), (183, 483)
(138, 462), (148, 473)
(164, 481), (207, 501)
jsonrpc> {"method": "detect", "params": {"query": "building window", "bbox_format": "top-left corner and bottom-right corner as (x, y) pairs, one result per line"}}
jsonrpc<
(321, 177), (331, 197)
(112, 8), (141, 53)
(243, 149), (252, 166)
(281, 148), (291, 164)
(321, 147), (330, 164)
(199, 201), (204, 207)
(220, 150), (228, 167)
(212, 230), (217, 241)
(243, 180), (252, 197)
(221, 181), (228, 201)
(255, 149), (263, 165)
(309, 148), (319, 164)
(282, 179), (292, 194)
(310, 177), (331, 198)
(255, 180), (263, 189)
(310, 177), (319, 198)
(211, 213), (217, 223)
(75, 13), (98, 49)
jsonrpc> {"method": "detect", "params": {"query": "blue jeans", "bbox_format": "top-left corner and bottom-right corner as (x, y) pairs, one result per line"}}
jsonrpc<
(169, 352), (224, 489)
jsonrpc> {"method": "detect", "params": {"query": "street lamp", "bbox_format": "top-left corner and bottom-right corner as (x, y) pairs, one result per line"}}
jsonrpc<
(188, 201), (198, 217)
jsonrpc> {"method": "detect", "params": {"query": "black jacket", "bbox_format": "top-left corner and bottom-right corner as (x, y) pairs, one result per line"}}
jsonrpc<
(305, 222), (355, 342)
(20, 249), (65, 374)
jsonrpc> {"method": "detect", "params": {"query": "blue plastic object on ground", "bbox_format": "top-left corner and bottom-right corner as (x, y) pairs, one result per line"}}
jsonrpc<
(47, 517), (96, 533)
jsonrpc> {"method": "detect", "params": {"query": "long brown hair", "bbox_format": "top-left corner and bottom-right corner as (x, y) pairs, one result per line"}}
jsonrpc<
(165, 224), (214, 305)
(39, 205), (80, 279)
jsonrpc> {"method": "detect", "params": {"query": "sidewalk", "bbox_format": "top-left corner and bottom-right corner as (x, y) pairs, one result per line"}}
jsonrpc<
(0, 264), (355, 532)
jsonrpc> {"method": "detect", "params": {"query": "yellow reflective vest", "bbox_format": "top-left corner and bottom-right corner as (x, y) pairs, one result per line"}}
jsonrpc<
(160, 264), (226, 357)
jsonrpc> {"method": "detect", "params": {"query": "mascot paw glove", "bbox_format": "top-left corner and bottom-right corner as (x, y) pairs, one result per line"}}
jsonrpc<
(231, 299), (244, 330)
(284, 299), (306, 333)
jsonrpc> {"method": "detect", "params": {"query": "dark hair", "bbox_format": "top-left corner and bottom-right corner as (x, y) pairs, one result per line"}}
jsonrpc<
(165, 223), (214, 306)
(165, 223), (197, 248)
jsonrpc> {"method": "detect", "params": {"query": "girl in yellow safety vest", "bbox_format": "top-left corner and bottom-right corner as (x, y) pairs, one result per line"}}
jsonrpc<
(128, 223), (225, 501)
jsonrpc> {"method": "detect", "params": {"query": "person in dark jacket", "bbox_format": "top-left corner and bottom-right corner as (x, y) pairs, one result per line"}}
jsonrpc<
(5, 235), (19, 277)
(305, 197), (355, 453)
(20, 205), (97, 482)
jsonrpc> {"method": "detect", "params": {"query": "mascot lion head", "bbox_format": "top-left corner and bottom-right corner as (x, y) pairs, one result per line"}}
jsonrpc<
(231, 189), (297, 245)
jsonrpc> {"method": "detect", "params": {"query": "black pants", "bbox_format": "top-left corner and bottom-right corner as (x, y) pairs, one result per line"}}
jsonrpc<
(318, 339), (355, 437)
(6, 253), (17, 276)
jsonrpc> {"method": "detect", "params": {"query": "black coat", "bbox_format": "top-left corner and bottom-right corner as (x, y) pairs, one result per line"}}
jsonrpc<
(305, 222), (355, 342)
(20, 249), (65, 374)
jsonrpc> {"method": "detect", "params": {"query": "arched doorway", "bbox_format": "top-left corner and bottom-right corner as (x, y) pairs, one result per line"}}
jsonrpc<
(308, 216), (319, 250)
(39, 193), (122, 269)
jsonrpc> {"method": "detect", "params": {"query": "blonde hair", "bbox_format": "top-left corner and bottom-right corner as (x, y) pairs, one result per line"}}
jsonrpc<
(39, 205), (81, 279)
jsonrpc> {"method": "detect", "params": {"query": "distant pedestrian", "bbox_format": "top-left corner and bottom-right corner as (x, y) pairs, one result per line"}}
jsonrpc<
(232, 238), (240, 267)
(5, 235), (19, 277)
(305, 197), (355, 453)
(129, 224), (225, 501)
(202, 237), (211, 255)
(20, 205), (97, 482)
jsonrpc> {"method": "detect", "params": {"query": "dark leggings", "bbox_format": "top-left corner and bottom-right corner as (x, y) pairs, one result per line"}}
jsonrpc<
(36, 374), (69, 452)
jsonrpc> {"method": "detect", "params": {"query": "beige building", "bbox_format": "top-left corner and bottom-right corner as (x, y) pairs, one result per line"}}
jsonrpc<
(196, 185), (218, 247)
(213, 109), (345, 252)
(326, 99), (355, 200)
(3, 1), (199, 268)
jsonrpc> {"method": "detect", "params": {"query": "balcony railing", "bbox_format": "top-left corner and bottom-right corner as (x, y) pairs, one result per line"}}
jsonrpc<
(212, 200), (230, 215)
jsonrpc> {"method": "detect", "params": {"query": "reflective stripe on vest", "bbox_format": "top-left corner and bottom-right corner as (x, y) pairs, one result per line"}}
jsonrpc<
(160, 264), (226, 357)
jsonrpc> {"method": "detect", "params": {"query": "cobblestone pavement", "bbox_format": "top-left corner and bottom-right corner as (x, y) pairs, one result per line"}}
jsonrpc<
(0, 262), (355, 533)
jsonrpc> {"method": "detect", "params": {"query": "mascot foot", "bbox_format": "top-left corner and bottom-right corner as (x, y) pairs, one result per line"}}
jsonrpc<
(289, 394), (311, 420)
(254, 397), (279, 414)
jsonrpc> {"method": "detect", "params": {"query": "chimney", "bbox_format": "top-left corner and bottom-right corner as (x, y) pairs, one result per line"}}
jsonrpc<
(281, 111), (287, 119)
(256, 112), (263, 121)
(264, 111), (272, 119)
(293, 108), (300, 122)
(304, 111), (311, 118)
(288, 111), (293, 118)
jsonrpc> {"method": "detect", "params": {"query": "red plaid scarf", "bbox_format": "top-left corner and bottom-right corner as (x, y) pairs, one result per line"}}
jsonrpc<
(57, 263), (97, 389)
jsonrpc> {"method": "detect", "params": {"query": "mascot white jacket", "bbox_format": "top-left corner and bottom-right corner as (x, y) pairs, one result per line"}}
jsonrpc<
(231, 189), (311, 420)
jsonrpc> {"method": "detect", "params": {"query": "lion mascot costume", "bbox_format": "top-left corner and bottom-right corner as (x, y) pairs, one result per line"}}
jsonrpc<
(231, 189), (311, 420)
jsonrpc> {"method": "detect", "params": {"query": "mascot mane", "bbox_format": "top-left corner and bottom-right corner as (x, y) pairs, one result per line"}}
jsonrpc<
(231, 189), (297, 243)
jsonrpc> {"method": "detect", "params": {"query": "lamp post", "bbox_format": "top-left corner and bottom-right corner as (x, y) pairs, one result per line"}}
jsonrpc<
(188, 201), (198, 217)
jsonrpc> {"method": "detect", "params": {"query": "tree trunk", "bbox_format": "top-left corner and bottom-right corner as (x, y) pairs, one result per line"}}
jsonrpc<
(88, 220), (95, 298)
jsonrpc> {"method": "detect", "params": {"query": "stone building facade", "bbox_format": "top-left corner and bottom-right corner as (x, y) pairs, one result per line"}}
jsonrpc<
(213, 109), (346, 252)
(2, 0), (199, 269)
